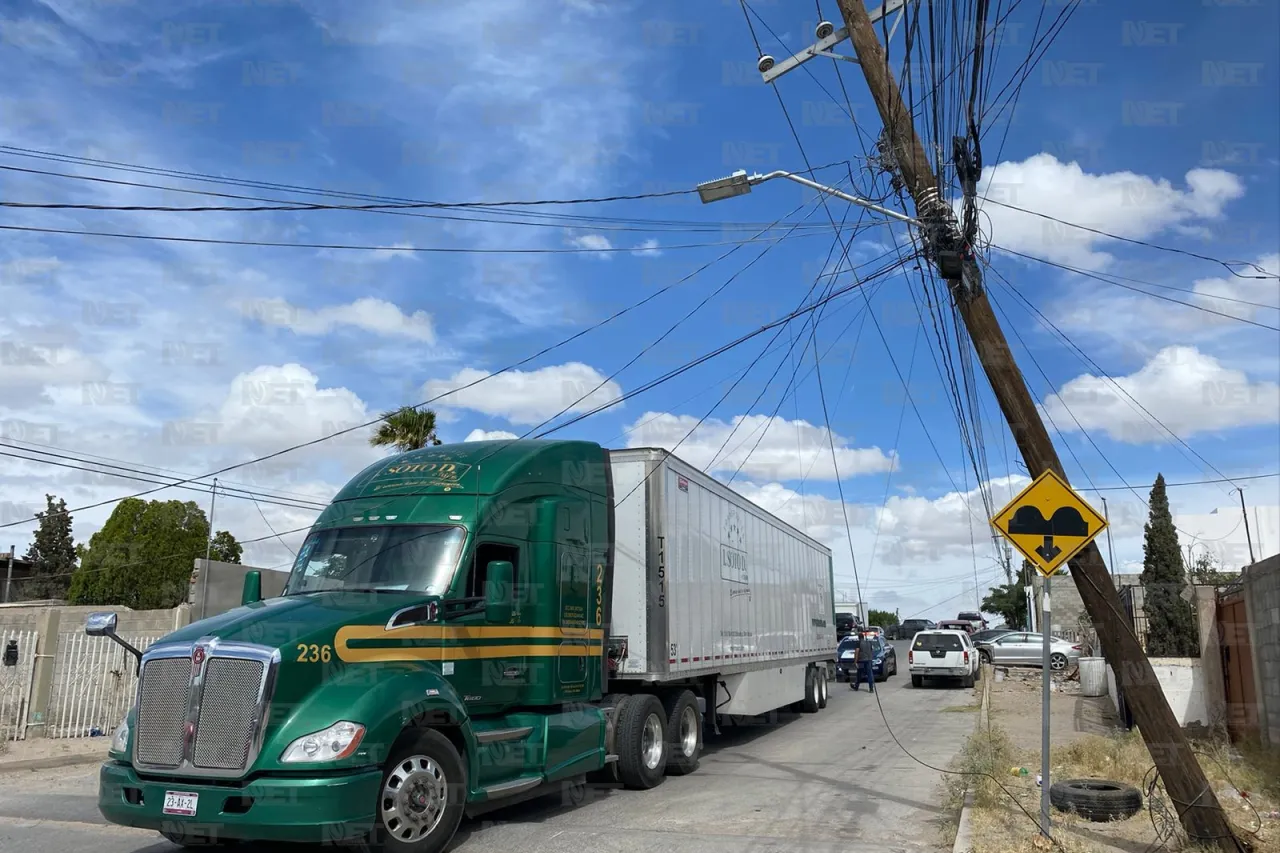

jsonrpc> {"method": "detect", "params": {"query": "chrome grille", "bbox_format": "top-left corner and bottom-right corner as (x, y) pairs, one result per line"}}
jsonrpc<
(135, 658), (192, 767)
(193, 658), (265, 770)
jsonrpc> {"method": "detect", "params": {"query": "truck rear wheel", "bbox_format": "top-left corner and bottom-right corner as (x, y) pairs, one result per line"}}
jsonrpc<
(817, 668), (828, 709)
(662, 689), (701, 776)
(371, 728), (467, 853)
(616, 693), (668, 789)
(801, 667), (820, 713)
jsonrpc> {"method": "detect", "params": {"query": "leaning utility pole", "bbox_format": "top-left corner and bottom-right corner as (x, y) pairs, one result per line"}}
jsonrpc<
(831, 1), (1241, 847)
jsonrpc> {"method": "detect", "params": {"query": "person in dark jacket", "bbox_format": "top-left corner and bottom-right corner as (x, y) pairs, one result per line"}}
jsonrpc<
(851, 633), (876, 692)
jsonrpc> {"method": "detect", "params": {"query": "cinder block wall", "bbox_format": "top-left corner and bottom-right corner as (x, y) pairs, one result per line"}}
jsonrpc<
(1242, 553), (1280, 747)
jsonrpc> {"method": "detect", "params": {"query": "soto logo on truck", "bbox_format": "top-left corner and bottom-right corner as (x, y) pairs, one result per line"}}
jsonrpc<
(720, 509), (749, 584)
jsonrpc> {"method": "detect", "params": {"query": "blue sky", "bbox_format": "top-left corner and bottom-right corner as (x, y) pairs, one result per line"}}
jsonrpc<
(1, 0), (1277, 621)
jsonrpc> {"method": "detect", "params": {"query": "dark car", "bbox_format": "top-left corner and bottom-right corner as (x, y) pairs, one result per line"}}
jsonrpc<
(834, 632), (898, 682)
(885, 623), (902, 640)
(899, 618), (937, 639)
(836, 611), (860, 640)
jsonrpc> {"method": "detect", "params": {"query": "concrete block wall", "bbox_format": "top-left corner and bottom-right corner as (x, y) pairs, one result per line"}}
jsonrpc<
(1105, 659), (1210, 729)
(0, 603), (183, 636)
(190, 559), (289, 622)
(1242, 553), (1280, 747)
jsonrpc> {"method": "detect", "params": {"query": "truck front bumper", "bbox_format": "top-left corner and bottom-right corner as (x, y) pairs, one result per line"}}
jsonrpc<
(98, 760), (383, 844)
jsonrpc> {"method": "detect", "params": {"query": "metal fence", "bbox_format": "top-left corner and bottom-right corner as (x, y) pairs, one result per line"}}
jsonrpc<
(46, 632), (159, 739)
(0, 629), (38, 741)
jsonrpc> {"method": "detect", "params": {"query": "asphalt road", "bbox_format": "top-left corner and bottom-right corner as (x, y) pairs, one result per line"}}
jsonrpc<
(0, 642), (978, 853)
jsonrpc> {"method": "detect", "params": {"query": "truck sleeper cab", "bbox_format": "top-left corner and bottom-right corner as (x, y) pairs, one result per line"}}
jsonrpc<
(91, 440), (835, 853)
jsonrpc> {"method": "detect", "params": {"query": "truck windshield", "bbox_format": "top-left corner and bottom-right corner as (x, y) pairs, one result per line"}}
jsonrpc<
(283, 525), (466, 596)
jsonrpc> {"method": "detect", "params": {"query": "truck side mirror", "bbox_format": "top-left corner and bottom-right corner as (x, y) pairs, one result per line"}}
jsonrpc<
(484, 560), (514, 624)
(85, 611), (143, 676)
(242, 570), (262, 606)
(85, 611), (118, 637)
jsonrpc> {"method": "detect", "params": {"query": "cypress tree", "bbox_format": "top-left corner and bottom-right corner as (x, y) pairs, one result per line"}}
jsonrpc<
(21, 494), (77, 601)
(1140, 474), (1199, 656)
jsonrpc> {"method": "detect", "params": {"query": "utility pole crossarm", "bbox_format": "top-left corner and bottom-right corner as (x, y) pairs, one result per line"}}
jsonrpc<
(832, 0), (1243, 848)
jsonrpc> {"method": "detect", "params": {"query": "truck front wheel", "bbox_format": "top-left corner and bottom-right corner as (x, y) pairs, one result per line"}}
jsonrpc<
(372, 728), (467, 853)
(616, 693), (668, 789)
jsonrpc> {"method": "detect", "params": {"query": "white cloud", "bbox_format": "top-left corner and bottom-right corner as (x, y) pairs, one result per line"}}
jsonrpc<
(871, 475), (1030, 566)
(631, 239), (662, 257)
(239, 297), (437, 343)
(977, 154), (1245, 268)
(464, 428), (519, 442)
(730, 480), (869, 542)
(1191, 253), (1280, 323)
(422, 362), (623, 426)
(625, 412), (897, 481)
(1040, 345), (1280, 443)
(566, 234), (614, 260)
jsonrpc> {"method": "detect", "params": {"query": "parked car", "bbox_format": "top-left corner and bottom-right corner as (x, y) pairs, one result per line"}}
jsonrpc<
(969, 628), (1017, 645)
(908, 629), (980, 688)
(937, 619), (975, 634)
(885, 623), (902, 640)
(864, 625), (885, 639)
(836, 611), (860, 640)
(835, 632), (898, 682)
(957, 610), (988, 632)
(975, 632), (1083, 670)
(899, 618), (936, 637)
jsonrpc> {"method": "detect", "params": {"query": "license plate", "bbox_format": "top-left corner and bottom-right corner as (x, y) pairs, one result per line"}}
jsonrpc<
(162, 791), (199, 816)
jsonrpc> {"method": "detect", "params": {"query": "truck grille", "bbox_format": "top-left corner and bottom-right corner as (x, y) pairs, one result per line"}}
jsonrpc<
(134, 658), (192, 767)
(193, 658), (266, 770)
(133, 645), (274, 775)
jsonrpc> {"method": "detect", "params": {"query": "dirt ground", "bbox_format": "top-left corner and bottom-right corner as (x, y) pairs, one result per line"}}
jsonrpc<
(988, 666), (1120, 756)
(0, 735), (108, 766)
(963, 667), (1280, 853)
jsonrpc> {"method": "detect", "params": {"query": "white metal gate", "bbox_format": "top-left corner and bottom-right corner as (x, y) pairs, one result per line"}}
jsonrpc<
(47, 633), (158, 739)
(0, 629), (38, 741)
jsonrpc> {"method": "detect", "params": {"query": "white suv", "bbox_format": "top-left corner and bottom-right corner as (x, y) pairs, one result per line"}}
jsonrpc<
(908, 629), (980, 688)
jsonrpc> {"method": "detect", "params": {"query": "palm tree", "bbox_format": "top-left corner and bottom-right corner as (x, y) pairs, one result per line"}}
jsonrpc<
(369, 406), (444, 453)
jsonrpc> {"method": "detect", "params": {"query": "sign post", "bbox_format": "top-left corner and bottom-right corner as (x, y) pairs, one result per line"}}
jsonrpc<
(989, 468), (1108, 839)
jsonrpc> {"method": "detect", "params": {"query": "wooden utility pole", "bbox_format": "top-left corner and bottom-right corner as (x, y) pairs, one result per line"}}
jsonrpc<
(833, 1), (1242, 848)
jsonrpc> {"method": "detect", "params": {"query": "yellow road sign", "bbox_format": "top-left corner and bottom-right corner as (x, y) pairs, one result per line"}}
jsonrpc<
(990, 468), (1108, 578)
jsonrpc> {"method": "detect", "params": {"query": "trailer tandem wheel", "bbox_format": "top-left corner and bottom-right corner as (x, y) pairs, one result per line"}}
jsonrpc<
(661, 689), (702, 776)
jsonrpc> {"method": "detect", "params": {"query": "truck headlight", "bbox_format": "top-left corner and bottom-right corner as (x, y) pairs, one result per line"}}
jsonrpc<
(110, 718), (129, 756)
(279, 721), (365, 763)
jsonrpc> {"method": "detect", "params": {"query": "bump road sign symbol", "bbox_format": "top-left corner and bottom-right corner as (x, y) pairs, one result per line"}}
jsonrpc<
(990, 468), (1107, 577)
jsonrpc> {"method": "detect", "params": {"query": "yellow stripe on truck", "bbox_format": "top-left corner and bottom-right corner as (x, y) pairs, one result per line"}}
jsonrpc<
(333, 624), (603, 663)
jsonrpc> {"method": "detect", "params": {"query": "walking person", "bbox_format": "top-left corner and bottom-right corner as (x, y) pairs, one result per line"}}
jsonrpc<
(851, 632), (876, 692)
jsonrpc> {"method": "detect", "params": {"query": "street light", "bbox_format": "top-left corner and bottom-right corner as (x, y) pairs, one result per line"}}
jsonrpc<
(695, 168), (923, 228)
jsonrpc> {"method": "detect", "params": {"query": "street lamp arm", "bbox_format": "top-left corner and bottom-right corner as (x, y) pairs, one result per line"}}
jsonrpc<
(747, 170), (922, 226)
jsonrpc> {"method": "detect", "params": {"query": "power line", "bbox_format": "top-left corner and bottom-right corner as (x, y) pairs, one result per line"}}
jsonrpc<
(0, 221), (832, 255)
(985, 198), (1280, 280)
(1078, 472), (1278, 492)
(992, 244), (1280, 332)
(0, 182), (860, 531)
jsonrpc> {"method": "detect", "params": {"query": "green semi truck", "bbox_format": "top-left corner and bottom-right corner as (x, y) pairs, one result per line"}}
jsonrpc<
(88, 440), (836, 852)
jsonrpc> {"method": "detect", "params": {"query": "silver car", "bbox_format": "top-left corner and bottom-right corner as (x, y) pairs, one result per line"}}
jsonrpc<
(975, 632), (1082, 670)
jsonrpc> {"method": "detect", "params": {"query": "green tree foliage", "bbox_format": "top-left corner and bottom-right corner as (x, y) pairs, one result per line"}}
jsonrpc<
(68, 498), (220, 609)
(20, 494), (77, 601)
(982, 559), (1064, 629)
(370, 406), (443, 453)
(209, 530), (243, 564)
(1140, 474), (1199, 656)
(866, 608), (899, 627)
(1186, 549), (1235, 587)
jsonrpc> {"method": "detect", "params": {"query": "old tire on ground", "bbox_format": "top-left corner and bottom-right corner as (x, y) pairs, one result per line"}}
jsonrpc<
(911, 674), (923, 688)
(616, 693), (668, 789)
(1049, 779), (1143, 822)
(372, 728), (468, 853)
(817, 668), (829, 709)
(802, 667), (820, 713)
(661, 689), (701, 776)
